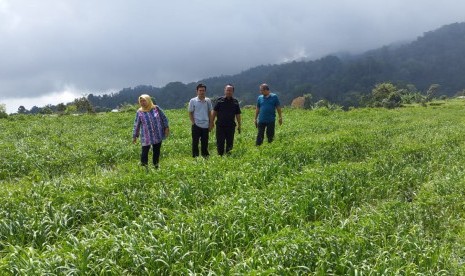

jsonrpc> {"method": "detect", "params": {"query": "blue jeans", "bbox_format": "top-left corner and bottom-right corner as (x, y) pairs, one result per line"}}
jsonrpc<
(256, 122), (275, 146)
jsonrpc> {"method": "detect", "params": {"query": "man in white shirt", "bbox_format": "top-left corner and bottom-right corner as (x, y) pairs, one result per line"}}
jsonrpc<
(188, 83), (213, 157)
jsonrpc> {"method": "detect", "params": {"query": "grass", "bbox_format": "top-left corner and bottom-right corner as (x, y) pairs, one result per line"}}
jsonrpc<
(1, 100), (465, 274)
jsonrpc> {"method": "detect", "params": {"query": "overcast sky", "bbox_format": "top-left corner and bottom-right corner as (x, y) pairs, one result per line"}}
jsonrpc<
(1, 0), (465, 113)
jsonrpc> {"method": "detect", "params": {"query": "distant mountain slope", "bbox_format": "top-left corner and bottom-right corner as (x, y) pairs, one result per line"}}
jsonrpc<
(89, 22), (465, 109)
(361, 22), (465, 92)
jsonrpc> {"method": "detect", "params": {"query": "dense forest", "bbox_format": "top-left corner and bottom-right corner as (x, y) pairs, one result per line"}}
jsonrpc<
(17, 22), (465, 114)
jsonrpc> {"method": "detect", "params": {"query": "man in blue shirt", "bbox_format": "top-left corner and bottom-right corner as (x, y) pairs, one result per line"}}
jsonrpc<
(254, 83), (283, 146)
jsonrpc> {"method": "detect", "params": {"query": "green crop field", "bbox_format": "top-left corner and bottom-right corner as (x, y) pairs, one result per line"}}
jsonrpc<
(1, 100), (465, 274)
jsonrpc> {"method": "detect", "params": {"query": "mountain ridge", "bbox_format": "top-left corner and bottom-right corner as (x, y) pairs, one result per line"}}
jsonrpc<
(85, 21), (465, 110)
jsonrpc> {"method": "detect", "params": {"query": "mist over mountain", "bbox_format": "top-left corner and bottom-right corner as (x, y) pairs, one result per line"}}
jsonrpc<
(81, 22), (465, 110)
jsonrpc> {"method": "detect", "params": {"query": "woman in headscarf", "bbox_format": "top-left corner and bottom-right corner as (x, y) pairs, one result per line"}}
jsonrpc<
(132, 94), (169, 169)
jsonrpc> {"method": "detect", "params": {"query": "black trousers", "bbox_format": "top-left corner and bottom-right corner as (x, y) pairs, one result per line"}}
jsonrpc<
(192, 124), (209, 157)
(141, 142), (162, 167)
(256, 122), (275, 146)
(216, 126), (235, 156)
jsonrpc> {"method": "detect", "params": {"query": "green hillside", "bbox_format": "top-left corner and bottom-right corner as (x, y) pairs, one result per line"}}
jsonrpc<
(1, 102), (465, 274)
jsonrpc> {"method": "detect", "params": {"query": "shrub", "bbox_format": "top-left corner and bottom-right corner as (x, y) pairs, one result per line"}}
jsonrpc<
(0, 103), (7, 119)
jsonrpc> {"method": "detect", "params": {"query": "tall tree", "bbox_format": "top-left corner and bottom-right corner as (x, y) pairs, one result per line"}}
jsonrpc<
(18, 106), (27, 114)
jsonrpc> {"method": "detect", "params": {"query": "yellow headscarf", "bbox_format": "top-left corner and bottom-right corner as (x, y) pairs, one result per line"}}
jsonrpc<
(138, 94), (155, 112)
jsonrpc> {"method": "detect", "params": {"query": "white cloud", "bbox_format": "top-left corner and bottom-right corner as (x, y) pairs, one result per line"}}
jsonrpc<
(0, 0), (21, 32)
(3, 86), (82, 113)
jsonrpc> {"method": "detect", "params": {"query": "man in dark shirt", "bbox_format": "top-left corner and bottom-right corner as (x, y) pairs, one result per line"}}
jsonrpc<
(211, 84), (242, 156)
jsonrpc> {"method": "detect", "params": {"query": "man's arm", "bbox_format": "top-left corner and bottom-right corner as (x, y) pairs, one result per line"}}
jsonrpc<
(236, 114), (242, 133)
(210, 110), (217, 130)
(276, 106), (282, 126)
(188, 100), (196, 125)
(189, 112), (195, 125)
(254, 107), (259, 128)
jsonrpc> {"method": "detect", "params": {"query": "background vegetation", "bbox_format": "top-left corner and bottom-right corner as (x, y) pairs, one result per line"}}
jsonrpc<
(1, 100), (465, 274)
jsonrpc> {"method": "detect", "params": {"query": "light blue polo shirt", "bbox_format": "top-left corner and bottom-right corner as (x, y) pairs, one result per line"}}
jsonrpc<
(188, 96), (212, 128)
(257, 93), (280, 123)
